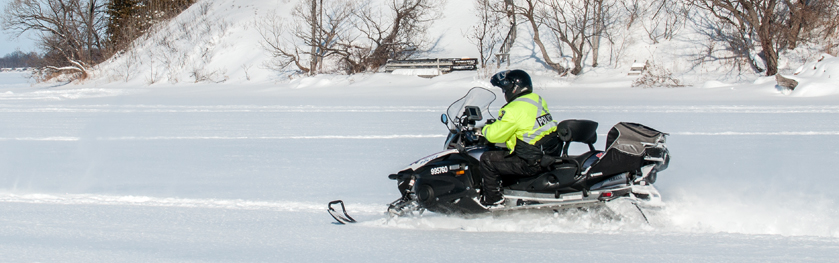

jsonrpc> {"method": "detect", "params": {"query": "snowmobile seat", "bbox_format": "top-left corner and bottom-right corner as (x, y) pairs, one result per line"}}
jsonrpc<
(506, 149), (602, 192)
(507, 152), (604, 192)
(506, 162), (579, 192)
(506, 120), (602, 192)
(550, 119), (599, 173)
(565, 150), (602, 168)
(556, 119), (598, 157)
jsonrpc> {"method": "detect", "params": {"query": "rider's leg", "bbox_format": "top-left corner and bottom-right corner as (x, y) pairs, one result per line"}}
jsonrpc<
(479, 151), (541, 206)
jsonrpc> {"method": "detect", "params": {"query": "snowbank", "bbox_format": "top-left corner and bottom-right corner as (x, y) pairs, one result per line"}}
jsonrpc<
(785, 54), (839, 97)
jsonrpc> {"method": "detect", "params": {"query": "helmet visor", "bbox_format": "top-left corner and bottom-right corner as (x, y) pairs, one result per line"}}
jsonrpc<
(490, 70), (514, 92)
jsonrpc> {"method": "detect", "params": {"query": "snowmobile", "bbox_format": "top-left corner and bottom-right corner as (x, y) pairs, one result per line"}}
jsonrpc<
(329, 87), (670, 223)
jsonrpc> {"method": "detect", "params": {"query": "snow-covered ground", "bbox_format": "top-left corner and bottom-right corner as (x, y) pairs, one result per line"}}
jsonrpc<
(1, 68), (839, 262)
(2, 0), (839, 260)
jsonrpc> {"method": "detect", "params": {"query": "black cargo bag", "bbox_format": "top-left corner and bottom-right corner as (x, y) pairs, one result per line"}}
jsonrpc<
(588, 122), (667, 176)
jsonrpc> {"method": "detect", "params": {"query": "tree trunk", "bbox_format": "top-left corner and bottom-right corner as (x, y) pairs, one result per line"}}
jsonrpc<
(523, 5), (565, 73)
(786, 5), (802, 49)
(367, 4), (410, 71)
(317, 0), (324, 72)
(87, 1), (94, 63)
(591, 0), (603, 68)
(757, 1), (778, 76)
(309, 0), (318, 76)
(570, 39), (584, 75)
(760, 34), (778, 76)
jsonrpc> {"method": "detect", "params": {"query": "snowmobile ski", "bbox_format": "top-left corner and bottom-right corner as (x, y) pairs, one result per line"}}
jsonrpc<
(327, 200), (356, 224)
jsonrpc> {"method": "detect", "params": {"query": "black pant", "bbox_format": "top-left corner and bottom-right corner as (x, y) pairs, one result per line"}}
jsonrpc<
(479, 150), (543, 201)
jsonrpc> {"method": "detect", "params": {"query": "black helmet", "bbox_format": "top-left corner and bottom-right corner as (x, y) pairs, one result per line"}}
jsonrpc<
(490, 69), (532, 102)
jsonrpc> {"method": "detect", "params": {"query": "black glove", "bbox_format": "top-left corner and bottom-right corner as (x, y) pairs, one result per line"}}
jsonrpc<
(485, 119), (496, 125)
(540, 155), (556, 168)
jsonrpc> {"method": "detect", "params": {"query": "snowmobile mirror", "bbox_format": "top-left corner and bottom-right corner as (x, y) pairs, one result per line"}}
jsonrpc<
(441, 114), (448, 125)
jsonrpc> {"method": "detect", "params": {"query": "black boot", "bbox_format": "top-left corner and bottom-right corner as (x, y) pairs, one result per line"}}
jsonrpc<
(480, 192), (504, 208)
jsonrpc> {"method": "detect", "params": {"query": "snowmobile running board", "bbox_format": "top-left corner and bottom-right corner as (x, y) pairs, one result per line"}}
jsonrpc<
(487, 199), (651, 224)
(328, 200), (357, 224)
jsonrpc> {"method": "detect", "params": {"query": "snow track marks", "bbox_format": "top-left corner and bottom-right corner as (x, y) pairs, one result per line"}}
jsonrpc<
(0, 193), (383, 214)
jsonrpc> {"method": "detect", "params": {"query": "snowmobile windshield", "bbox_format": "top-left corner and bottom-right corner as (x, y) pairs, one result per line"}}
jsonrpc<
(445, 87), (496, 130)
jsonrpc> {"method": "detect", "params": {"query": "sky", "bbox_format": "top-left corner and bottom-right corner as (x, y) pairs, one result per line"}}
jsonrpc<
(0, 0), (36, 56)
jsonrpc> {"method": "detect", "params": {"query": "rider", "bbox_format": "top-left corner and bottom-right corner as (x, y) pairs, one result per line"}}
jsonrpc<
(479, 69), (560, 207)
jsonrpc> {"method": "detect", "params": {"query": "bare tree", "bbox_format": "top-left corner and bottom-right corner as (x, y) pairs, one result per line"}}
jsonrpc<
(258, 0), (357, 74)
(641, 0), (688, 44)
(319, 1), (357, 73)
(466, 0), (504, 68)
(540, 0), (610, 75)
(509, 0), (566, 73)
(2, 0), (109, 79)
(501, 0), (619, 75)
(259, 0), (444, 75)
(781, 0), (838, 50)
(292, 0), (356, 74)
(586, 0), (618, 68)
(822, 2), (839, 55)
(589, 0), (604, 67)
(689, 0), (783, 76)
(348, 0), (445, 73)
(309, 0), (318, 75)
(784, 0), (812, 50)
(691, 0), (839, 75)
(257, 13), (310, 73)
(620, 0), (642, 30)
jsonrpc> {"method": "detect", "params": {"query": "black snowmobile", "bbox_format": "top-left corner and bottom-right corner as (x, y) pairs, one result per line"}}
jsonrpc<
(328, 87), (670, 223)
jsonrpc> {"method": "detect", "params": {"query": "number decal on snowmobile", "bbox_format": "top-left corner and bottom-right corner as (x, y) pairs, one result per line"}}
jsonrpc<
(430, 166), (449, 175)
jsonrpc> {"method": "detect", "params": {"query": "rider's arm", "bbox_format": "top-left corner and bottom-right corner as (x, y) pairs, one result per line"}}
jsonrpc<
(481, 109), (520, 144)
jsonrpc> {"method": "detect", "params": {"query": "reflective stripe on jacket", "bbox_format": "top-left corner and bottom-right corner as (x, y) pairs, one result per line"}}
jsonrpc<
(481, 93), (558, 153)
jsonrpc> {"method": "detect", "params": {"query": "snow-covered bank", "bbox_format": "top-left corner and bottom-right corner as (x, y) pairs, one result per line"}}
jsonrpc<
(82, 0), (837, 95)
(785, 54), (839, 97)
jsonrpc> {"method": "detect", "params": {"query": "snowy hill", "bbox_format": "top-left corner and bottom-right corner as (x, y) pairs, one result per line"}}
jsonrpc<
(91, 0), (481, 85)
(86, 0), (839, 97)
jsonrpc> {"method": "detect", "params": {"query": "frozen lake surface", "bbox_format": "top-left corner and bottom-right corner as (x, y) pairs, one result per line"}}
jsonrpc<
(1, 71), (838, 262)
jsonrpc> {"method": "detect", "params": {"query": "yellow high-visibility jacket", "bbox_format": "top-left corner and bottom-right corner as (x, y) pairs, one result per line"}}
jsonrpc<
(481, 92), (558, 153)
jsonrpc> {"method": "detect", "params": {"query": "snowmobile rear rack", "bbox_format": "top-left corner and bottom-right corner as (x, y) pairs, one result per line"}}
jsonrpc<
(328, 200), (356, 224)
